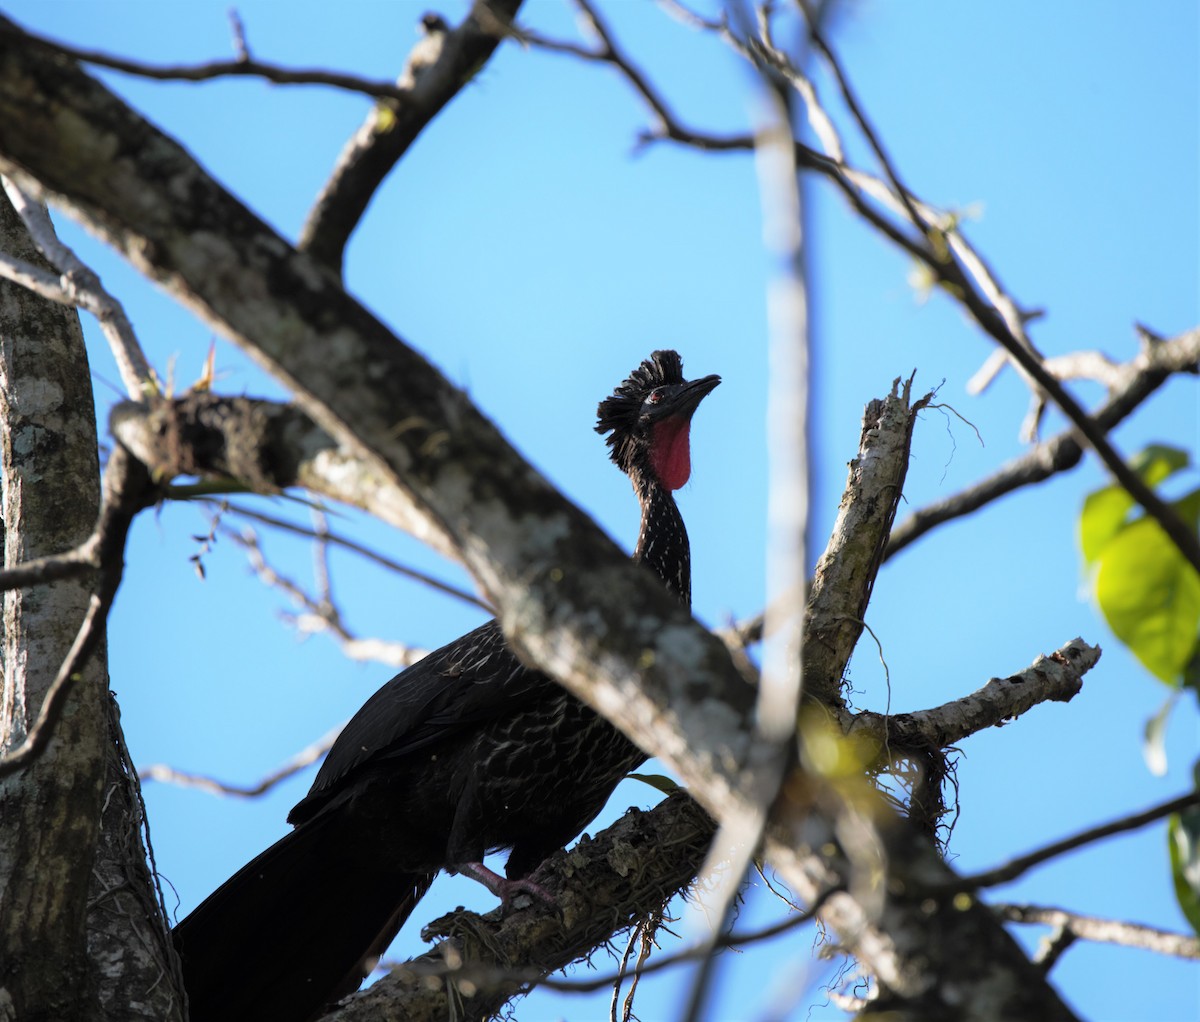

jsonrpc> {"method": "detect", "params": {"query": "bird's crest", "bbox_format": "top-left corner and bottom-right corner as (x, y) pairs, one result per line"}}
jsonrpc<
(595, 350), (685, 472)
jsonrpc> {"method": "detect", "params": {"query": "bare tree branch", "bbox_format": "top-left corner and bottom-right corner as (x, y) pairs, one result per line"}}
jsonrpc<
(887, 326), (1200, 558)
(299, 0), (523, 275)
(953, 791), (1200, 893)
(330, 792), (715, 1022)
(837, 638), (1099, 754)
(0, 38), (1088, 1018)
(0, 178), (153, 397)
(226, 524), (429, 668)
(213, 500), (490, 612)
(0, 19), (418, 100)
(0, 187), (177, 1019)
(994, 904), (1200, 961)
(140, 723), (342, 799)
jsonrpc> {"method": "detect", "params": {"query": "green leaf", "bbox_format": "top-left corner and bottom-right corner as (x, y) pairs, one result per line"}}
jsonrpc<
(1094, 516), (1200, 683)
(1131, 444), (1190, 488)
(1168, 765), (1200, 936)
(1174, 487), (1200, 528)
(627, 772), (680, 795)
(1080, 484), (1136, 565)
(1080, 450), (1192, 566)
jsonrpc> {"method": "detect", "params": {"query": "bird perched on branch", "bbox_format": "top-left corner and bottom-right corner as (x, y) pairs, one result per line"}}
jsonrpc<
(173, 350), (719, 1022)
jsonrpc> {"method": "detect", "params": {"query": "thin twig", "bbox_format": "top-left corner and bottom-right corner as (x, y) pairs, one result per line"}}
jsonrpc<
(227, 525), (429, 668)
(4, 22), (413, 101)
(887, 326), (1200, 558)
(213, 500), (490, 611)
(952, 791), (1200, 892)
(139, 723), (342, 797)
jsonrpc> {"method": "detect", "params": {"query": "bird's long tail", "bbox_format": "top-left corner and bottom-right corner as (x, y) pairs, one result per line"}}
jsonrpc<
(172, 814), (435, 1022)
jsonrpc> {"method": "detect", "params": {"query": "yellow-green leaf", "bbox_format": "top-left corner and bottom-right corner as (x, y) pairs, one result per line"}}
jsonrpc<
(1094, 516), (1200, 683)
(1080, 484), (1136, 565)
(627, 772), (680, 795)
(1169, 766), (1200, 937)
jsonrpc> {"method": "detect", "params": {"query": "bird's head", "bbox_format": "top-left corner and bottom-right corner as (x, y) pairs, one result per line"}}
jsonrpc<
(595, 350), (720, 491)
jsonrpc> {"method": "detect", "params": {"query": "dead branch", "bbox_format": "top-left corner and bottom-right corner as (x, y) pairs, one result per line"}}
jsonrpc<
(837, 638), (1099, 755)
(0, 178), (152, 397)
(299, 1), (523, 275)
(887, 326), (1200, 559)
(139, 723), (342, 799)
(994, 903), (1200, 961)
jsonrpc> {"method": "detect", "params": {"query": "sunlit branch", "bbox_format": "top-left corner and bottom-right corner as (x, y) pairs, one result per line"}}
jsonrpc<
(0, 178), (153, 397)
(299, 0), (523, 275)
(887, 326), (1200, 558)
(214, 501), (491, 612)
(227, 525), (429, 669)
(994, 903), (1200, 961)
(139, 724), (342, 798)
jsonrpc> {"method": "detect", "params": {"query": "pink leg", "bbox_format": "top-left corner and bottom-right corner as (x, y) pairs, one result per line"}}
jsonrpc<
(455, 862), (555, 910)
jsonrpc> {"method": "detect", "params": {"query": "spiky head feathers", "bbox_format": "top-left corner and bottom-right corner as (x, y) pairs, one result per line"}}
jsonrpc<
(595, 350), (719, 490)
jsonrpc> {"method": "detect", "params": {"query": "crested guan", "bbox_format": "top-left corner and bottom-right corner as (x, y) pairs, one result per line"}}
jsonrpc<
(172, 350), (719, 1021)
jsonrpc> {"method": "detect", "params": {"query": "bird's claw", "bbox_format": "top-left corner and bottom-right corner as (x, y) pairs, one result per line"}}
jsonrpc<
(456, 861), (555, 912)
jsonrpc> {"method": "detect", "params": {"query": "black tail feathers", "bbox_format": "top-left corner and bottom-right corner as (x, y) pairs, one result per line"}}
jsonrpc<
(173, 816), (434, 1022)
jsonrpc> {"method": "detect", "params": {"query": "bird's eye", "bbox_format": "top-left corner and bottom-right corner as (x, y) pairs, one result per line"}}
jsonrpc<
(647, 391), (664, 404)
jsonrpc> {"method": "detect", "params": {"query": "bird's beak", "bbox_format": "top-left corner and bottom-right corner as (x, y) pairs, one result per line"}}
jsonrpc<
(650, 373), (721, 422)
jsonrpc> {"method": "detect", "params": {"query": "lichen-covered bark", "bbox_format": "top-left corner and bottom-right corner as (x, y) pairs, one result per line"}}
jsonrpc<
(0, 192), (104, 1022)
(0, 35), (1089, 1020)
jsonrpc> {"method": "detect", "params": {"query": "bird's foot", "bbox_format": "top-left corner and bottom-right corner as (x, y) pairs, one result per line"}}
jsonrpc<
(455, 861), (555, 911)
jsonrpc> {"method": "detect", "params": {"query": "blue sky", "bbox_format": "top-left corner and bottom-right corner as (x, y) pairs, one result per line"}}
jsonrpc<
(10, 1), (1199, 1019)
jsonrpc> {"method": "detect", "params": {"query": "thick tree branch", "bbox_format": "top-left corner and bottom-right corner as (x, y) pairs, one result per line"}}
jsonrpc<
(0, 445), (153, 779)
(0, 177), (153, 396)
(0, 185), (107, 1021)
(805, 376), (929, 706)
(329, 793), (715, 1022)
(0, 40), (1081, 1018)
(299, 0), (523, 275)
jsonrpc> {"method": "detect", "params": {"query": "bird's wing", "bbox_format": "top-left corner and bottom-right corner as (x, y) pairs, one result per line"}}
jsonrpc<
(289, 620), (547, 822)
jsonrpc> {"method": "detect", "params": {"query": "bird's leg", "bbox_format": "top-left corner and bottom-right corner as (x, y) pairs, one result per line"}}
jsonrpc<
(454, 862), (555, 910)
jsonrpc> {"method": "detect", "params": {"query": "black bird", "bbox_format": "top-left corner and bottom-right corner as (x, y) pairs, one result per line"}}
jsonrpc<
(172, 350), (719, 1022)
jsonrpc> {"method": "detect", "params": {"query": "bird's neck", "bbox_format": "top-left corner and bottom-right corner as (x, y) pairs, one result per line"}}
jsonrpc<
(632, 476), (691, 608)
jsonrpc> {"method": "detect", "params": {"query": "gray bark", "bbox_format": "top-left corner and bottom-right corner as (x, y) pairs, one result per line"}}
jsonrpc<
(0, 191), (104, 1022)
(0, 28), (1096, 1021)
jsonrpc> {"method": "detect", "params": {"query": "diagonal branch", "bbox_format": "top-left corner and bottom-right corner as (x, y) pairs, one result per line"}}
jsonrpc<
(140, 723), (342, 799)
(1, 20), (417, 101)
(951, 790), (1200, 894)
(298, 0), (523, 276)
(887, 326), (1200, 558)
(994, 904), (1200, 961)
(0, 38), (1084, 1018)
